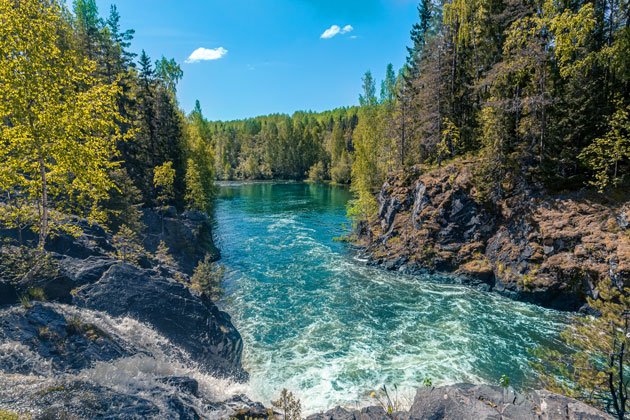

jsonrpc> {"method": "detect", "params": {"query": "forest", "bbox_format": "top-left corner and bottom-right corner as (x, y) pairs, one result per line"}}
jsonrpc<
(3, 0), (627, 242)
(205, 0), (629, 222)
(0, 0), (215, 248)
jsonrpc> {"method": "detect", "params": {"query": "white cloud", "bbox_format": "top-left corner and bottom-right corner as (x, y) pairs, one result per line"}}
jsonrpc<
(320, 24), (353, 39)
(186, 47), (228, 63)
(321, 25), (341, 39)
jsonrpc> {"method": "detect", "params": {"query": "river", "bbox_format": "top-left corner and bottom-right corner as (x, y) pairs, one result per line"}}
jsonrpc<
(213, 181), (569, 414)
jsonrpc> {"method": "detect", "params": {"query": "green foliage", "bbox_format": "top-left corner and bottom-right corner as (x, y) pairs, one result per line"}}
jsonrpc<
(579, 102), (630, 191)
(330, 151), (352, 185)
(0, 246), (59, 286)
(112, 225), (144, 265)
(422, 377), (433, 387)
(190, 255), (224, 300)
(27, 288), (47, 302)
(155, 240), (177, 269)
(271, 388), (302, 420)
(184, 112), (216, 212)
(155, 56), (183, 94)
(104, 168), (144, 233)
(308, 161), (327, 183)
(0, 0), (125, 248)
(359, 70), (378, 107)
(499, 374), (510, 389)
(153, 161), (176, 207)
(0, 409), (21, 420)
(533, 278), (629, 418)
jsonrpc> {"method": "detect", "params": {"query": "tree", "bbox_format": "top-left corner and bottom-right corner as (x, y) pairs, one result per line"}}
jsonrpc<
(155, 56), (183, 94)
(405, 0), (435, 83)
(0, 0), (123, 249)
(112, 225), (144, 265)
(155, 240), (177, 269)
(106, 4), (136, 67)
(534, 278), (629, 419)
(153, 161), (176, 207)
(579, 101), (630, 191)
(271, 389), (302, 420)
(190, 255), (224, 301)
(380, 64), (397, 104)
(308, 161), (326, 183)
(359, 71), (378, 107)
(72, 0), (102, 61)
(350, 74), (383, 221)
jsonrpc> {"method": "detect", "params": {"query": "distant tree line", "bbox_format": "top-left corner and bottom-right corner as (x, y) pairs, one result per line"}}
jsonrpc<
(191, 0), (628, 223)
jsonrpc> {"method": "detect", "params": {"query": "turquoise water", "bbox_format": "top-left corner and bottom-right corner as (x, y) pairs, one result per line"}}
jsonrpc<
(213, 182), (568, 414)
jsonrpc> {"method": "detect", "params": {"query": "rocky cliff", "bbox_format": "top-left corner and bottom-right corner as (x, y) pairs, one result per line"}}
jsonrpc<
(0, 210), (260, 419)
(358, 161), (630, 310)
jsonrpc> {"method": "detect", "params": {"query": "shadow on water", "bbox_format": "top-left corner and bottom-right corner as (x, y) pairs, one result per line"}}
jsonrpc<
(212, 182), (570, 414)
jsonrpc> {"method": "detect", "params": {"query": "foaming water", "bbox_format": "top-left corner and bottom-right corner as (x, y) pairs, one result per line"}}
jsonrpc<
(214, 182), (569, 415)
(0, 304), (248, 419)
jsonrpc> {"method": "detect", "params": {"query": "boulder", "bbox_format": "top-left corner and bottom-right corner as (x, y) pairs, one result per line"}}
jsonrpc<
(73, 263), (246, 380)
(308, 384), (609, 420)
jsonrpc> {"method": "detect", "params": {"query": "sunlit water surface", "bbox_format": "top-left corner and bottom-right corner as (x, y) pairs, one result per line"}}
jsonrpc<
(213, 182), (569, 414)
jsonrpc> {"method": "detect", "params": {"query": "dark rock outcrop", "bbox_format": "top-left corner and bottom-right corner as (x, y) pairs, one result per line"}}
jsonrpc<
(142, 208), (220, 275)
(0, 303), (130, 374)
(308, 384), (609, 420)
(359, 161), (630, 310)
(73, 263), (246, 380)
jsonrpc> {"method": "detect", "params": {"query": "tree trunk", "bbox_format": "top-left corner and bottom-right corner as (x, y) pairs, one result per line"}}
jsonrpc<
(38, 156), (48, 249)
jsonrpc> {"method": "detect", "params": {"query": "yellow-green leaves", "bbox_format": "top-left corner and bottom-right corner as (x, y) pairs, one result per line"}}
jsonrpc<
(153, 161), (176, 207)
(549, 3), (596, 78)
(0, 0), (123, 246)
(578, 101), (630, 191)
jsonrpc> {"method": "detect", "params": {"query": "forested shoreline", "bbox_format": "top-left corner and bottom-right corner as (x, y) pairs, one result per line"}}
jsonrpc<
(205, 0), (629, 224)
(0, 0), (629, 419)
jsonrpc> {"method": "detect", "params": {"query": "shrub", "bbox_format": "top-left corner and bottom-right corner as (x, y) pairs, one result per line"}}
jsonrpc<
(155, 240), (178, 269)
(271, 388), (302, 420)
(112, 225), (144, 265)
(308, 161), (326, 183)
(0, 246), (59, 285)
(190, 254), (224, 300)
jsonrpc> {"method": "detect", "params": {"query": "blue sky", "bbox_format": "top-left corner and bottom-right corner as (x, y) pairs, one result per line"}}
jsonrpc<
(94, 0), (419, 121)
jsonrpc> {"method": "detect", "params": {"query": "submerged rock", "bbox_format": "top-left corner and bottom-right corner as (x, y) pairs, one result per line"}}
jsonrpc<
(359, 161), (630, 310)
(308, 384), (609, 420)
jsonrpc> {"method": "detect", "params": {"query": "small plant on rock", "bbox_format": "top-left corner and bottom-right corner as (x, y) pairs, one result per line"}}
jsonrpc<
(499, 374), (510, 389)
(112, 225), (144, 266)
(271, 388), (302, 420)
(155, 240), (178, 270)
(370, 384), (403, 415)
(191, 254), (224, 300)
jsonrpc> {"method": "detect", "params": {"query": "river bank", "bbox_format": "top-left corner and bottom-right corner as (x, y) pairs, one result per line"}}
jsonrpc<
(357, 161), (629, 312)
(0, 182), (618, 418)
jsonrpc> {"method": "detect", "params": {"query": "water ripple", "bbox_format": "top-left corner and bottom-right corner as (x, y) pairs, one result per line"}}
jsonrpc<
(214, 183), (569, 415)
